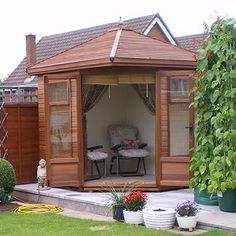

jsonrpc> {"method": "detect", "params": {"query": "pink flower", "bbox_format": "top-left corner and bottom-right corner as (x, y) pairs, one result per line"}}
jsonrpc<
(123, 191), (147, 211)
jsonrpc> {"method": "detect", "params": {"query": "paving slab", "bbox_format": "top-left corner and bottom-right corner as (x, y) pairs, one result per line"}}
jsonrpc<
(13, 184), (236, 232)
(60, 208), (114, 222)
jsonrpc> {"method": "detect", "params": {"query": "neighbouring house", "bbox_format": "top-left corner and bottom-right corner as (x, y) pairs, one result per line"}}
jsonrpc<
(0, 13), (205, 190)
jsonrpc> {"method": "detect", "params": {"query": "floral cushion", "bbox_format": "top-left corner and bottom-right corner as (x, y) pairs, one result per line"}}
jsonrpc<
(121, 139), (140, 149)
(87, 151), (108, 161)
(118, 149), (149, 158)
(108, 125), (138, 147)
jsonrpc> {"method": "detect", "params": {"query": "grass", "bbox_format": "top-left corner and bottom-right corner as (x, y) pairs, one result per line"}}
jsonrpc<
(0, 212), (235, 236)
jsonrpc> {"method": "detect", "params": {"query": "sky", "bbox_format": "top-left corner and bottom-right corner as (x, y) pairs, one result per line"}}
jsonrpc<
(0, 0), (235, 80)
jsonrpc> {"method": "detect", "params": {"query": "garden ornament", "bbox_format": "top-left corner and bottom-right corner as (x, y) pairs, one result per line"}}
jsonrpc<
(37, 159), (48, 189)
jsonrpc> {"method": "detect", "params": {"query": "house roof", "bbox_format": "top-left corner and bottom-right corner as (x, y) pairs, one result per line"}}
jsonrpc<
(4, 13), (202, 86)
(28, 27), (195, 74)
(176, 33), (206, 52)
(5, 13), (172, 86)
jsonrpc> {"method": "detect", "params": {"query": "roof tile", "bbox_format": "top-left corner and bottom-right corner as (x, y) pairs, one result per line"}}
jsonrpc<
(29, 28), (195, 74)
(176, 33), (206, 52)
(4, 14), (204, 86)
(4, 14), (155, 86)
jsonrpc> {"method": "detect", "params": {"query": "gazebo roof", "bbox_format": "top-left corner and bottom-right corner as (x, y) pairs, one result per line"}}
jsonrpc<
(28, 26), (196, 75)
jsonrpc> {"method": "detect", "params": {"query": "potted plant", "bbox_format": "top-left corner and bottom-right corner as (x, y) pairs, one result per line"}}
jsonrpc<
(192, 185), (218, 206)
(143, 207), (176, 230)
(175, 200), (199, 231)
(108, 186), (126, 222)
(190, 17), (236, 210)
(105, 181), (141, 222)
(123, 191), (147, 225)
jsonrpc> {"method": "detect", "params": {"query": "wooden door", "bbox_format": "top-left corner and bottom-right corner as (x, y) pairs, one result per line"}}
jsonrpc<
(43, 74), (84, 187)
(156, 70), (194, 187)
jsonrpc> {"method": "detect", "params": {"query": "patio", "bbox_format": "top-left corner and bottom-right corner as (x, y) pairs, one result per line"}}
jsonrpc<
(13, 184), (236, 232)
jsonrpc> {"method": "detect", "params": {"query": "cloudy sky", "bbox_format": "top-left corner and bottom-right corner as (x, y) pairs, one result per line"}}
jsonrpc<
(0, 0), (235, 80)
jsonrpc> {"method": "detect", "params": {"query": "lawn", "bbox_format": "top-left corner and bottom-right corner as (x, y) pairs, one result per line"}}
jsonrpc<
(0, 212), (235, 236)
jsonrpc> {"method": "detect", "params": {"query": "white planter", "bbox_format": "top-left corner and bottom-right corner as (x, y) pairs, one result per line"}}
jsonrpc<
(176, 215), (198, 229)
(123, 209), (143, 225)
(143, 208), (175, 230)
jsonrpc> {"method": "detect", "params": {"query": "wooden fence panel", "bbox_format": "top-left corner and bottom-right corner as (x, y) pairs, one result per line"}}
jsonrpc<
(4, 104), (39, 184)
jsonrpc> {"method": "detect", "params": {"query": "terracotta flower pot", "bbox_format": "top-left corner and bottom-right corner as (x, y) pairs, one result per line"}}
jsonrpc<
(123, 209), (143, 225)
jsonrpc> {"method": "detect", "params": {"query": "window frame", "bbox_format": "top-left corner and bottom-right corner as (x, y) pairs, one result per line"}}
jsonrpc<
(48, 80), (69, 106)
(168, 76), (190, 157)
(169, 77), (189, 103)
(48, 79), (72, 158)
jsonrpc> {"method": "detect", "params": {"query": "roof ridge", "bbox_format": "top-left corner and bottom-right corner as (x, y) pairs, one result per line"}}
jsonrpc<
(110, 28), (123, 61)
(141, 13), (159, 33)
(176, 33), (207, 39)
(41, 14), (156, 40)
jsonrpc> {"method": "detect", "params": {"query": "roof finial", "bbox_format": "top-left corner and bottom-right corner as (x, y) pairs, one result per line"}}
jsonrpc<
(118, 16), (124, 29)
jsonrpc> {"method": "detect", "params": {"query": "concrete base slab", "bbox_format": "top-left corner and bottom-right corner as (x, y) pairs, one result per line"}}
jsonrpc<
(13, 184), (112, 217)
(60, 208), (114, 222)
(13, 184), (236, 232)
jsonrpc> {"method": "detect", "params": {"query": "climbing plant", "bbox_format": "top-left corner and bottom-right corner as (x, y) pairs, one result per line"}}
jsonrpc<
(190, 18), (236, 193)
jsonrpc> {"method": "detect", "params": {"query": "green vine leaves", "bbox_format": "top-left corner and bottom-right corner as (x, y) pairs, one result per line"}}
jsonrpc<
(190, 18), (236, 193)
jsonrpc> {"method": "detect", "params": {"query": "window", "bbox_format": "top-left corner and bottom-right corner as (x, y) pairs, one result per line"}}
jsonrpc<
(170, 78), (189, 102)
(48, 81), (71, 157)
(48, 81), (68, 104)
(169, 103), (189, 156)
(169, 78), (190, 156)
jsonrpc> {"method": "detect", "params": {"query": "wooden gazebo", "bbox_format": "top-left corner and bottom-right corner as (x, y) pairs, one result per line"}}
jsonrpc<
(28, 25), (196, 191)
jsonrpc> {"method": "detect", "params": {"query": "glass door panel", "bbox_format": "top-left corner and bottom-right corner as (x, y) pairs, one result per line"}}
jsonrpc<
(50, 106), (71, 156)
(169, 103), (189, 156)
(169, 78), (190, 156)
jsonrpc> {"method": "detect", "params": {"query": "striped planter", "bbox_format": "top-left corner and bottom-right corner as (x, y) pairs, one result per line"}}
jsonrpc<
(143, 208), (175, 230)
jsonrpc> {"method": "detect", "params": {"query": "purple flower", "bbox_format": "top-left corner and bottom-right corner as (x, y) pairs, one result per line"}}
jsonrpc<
(175, 200), (199, 217)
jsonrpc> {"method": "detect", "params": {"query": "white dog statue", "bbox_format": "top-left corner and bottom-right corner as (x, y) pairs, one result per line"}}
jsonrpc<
(37, 159), (48, 189)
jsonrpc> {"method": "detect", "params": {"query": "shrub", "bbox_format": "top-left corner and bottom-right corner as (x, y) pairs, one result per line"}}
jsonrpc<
(0, 159), (16, 202)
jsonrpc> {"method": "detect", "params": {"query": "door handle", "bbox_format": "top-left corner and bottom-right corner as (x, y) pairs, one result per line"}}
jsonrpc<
(185, 124), (193, 132)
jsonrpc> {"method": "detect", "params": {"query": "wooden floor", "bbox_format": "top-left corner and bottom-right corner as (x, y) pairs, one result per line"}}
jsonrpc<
(84, 174), (156, 188)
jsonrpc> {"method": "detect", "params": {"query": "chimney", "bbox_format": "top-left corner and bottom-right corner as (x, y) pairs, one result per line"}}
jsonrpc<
(26, 34), (36, 68)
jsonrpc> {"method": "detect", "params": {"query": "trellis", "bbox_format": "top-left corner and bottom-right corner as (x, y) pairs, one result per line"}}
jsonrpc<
(0, 102), (8, 159)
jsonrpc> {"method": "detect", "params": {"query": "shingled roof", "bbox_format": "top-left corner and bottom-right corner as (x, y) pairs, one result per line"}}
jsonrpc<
(176, 33), (206, 52)
(4, 13), (204, 86)
(29, 27), (195, 75)
(4, 14), (159, 86)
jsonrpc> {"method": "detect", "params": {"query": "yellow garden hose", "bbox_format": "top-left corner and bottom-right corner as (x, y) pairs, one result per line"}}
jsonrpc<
(14, 204), (63, 214)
